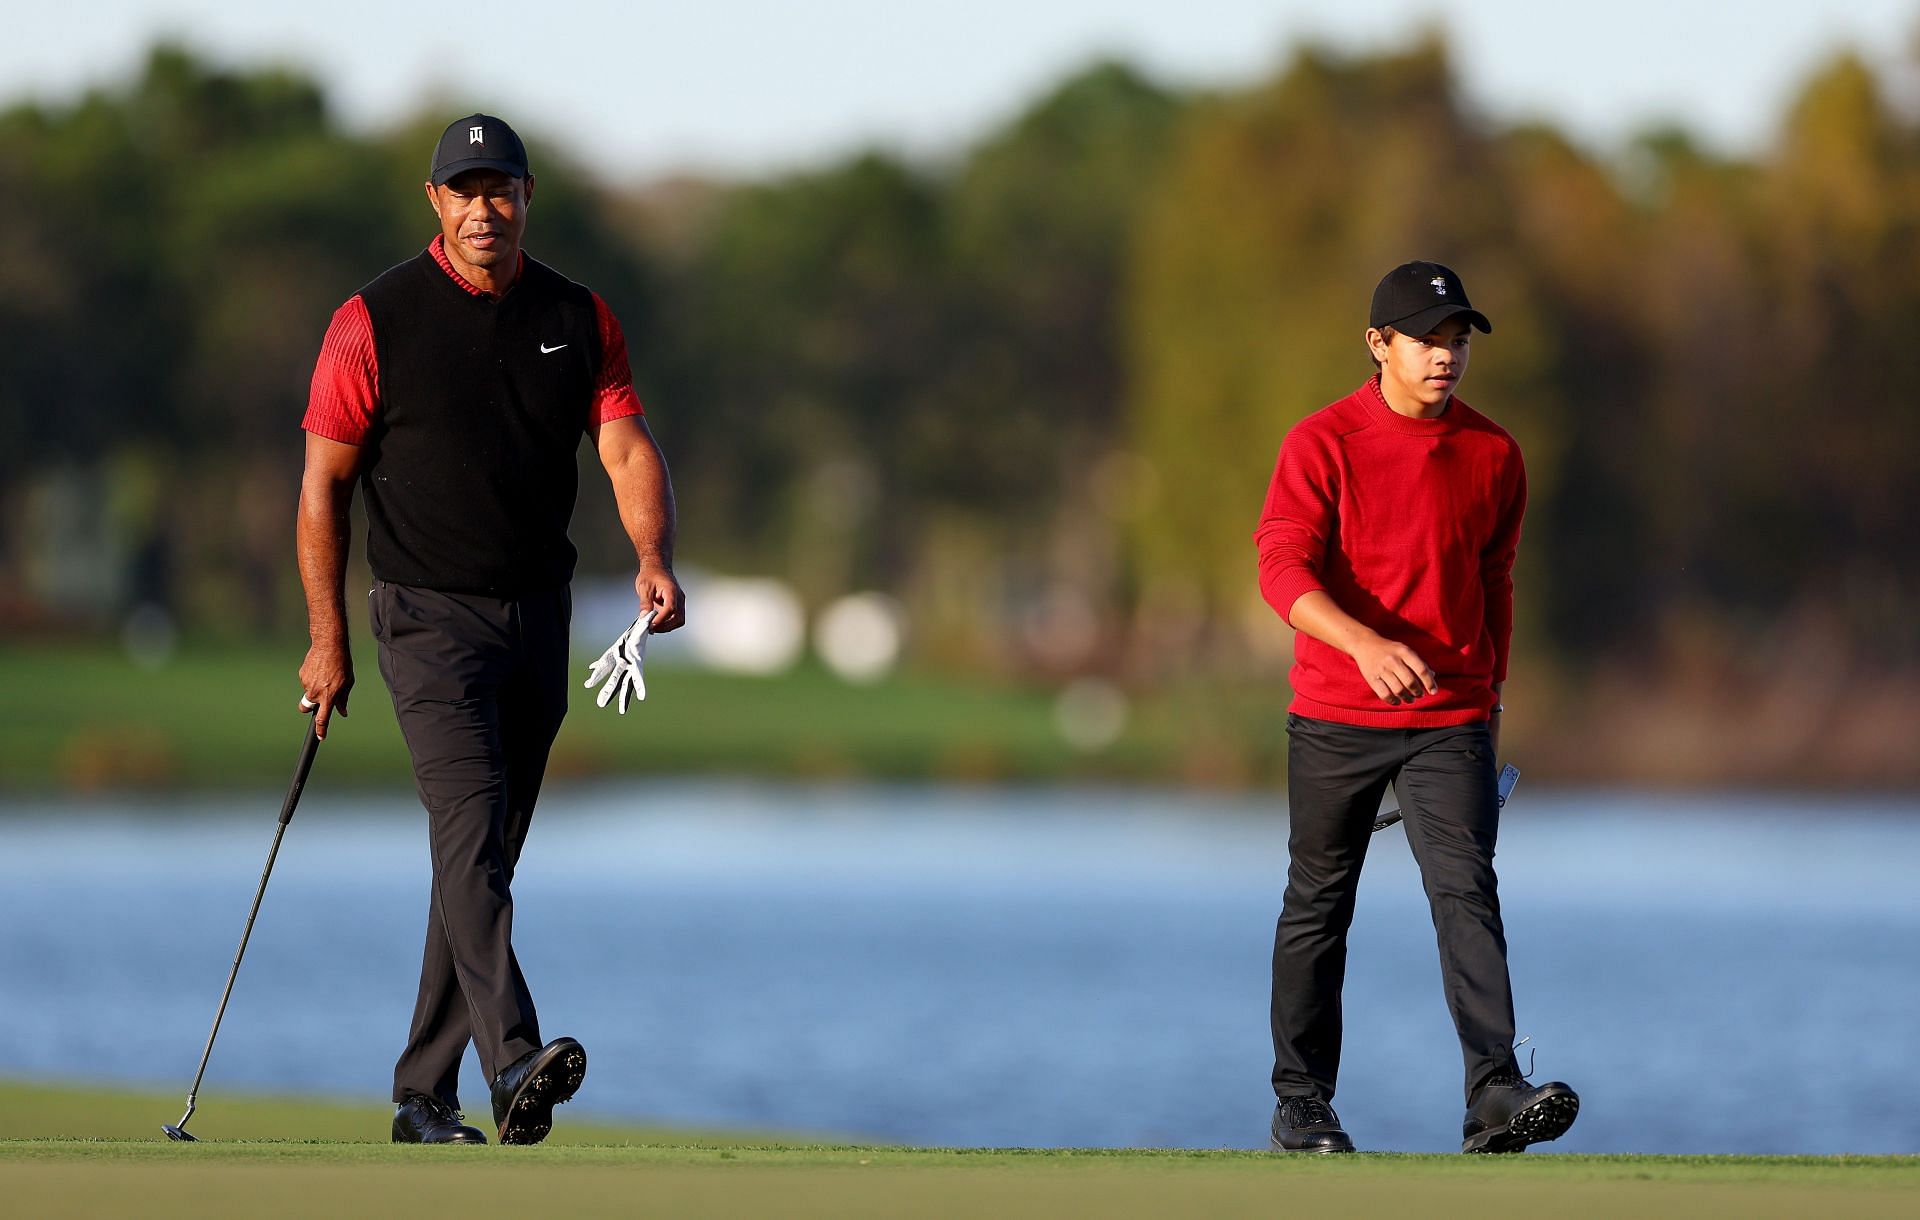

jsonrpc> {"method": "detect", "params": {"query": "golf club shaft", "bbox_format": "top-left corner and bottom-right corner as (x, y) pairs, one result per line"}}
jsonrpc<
(176, 716), (321, 1121)
(1371, 762), (1519, 833)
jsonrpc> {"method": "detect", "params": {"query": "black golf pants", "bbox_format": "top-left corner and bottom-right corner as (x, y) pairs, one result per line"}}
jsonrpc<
(1271, 713), (1518, 1106)
(371, 580), (570, 1108)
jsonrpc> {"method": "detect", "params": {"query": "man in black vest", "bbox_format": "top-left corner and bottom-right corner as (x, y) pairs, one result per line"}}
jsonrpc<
(295, 113), (684, 1146)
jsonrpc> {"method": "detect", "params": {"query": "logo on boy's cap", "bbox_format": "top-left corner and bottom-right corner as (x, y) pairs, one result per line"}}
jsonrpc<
(1369, 260), (1493, 336)
(470, 125), (484, 144)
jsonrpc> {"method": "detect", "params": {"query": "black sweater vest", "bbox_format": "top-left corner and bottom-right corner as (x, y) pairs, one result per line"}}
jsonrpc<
(357, 250), (601, 595)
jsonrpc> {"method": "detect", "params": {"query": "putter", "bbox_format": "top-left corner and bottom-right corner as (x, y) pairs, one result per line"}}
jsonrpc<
(1372, 762), (1519, 833)
(163, 711), (323, 1142)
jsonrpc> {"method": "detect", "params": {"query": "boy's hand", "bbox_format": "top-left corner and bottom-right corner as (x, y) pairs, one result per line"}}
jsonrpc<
(1350, 636), (1438, 706)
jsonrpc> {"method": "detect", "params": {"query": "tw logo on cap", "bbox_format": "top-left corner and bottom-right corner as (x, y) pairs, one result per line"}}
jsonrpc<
(470, 126), (484, 145)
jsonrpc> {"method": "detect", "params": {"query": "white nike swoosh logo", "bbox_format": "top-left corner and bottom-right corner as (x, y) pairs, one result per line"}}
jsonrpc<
(540, 343), (568, 354)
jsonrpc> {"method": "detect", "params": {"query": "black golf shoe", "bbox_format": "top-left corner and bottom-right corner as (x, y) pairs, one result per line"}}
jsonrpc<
(392, 1093), (487, 1144)
(1269, 1096), (1356, 1153)
(1461, 1073), (1579, 1153)
(491, 1036), (588, 1145)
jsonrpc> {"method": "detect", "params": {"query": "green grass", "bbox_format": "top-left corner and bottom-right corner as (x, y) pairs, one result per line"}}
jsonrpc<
(0, 1079), (764, 1146)
(0, 639), (1294, 792)
(3, 1081), (1915, 1219)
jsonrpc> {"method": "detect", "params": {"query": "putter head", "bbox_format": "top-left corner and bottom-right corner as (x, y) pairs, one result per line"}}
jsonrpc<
(162, 1124), (198, 1142)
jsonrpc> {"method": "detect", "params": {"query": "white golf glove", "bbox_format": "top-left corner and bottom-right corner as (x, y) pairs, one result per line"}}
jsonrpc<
(584, 609), (655, 713)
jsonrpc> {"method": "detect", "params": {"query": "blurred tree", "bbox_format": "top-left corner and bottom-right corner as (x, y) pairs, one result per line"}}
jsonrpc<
(943, 58), (1180, 491)
(637, 62), (1185, 669)
(643, 151), (950, 600)
(1493, 122), (1653, 656)
(937, 62), (1182, 664)
(1751, 53), (1920, 661)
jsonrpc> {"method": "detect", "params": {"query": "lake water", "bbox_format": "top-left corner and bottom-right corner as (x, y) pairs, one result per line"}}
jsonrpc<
(2, 781), (1917, 1154)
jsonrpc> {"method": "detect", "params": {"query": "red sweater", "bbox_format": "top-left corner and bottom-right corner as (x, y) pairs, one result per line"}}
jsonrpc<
(1254, 377), (1526, 728)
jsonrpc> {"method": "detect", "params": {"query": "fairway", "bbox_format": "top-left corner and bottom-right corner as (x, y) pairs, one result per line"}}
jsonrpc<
(2, 1083), (1914, 1219)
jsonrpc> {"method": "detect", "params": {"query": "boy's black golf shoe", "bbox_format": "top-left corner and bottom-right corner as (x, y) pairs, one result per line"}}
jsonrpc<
(491, 1036), (588, 1145)
(1269, 1096), (1356, 1153)
(1461, 1074), (1579, 1153)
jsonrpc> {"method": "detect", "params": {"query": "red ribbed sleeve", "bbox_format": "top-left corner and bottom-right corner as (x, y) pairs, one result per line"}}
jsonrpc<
(590, 292), (644, 425)
(302, 296), (378, 445)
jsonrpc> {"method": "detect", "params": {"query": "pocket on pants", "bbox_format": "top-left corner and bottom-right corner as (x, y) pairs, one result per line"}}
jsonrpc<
(367, 581), (388, 643)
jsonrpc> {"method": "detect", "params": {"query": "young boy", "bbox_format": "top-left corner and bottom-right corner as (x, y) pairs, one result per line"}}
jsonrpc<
(1254, 261), (1578, 1154)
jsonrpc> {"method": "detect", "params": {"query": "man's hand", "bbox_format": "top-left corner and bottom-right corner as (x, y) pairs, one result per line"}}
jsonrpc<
(636, 562), (685, 634)
(299, 636), (353, 739)
(1349, 634), (1439, 706)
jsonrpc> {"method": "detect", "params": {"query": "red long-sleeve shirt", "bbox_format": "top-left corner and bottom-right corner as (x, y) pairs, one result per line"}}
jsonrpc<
(303, 235), (643, 444)
(1254, 377), (1526, 728)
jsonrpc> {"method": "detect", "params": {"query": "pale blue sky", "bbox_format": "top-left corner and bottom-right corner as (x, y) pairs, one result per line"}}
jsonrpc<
(9, 1), (1917, 180)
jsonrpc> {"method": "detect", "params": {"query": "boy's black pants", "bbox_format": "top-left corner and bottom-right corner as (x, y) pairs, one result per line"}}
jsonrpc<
(1271, 713), (1518, 1105)
(370, 579), (571, 1109)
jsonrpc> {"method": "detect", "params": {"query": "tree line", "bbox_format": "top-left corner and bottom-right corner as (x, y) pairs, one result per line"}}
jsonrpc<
(3, 39), (1915, 777)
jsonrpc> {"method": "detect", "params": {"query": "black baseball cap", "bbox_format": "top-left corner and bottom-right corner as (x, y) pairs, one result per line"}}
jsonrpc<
(1369, 260), (1492, 336)
(429, 113), (530, 186)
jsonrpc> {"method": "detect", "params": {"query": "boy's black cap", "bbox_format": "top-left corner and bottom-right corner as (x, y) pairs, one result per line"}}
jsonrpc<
(429, 113), (530, 186)
(1369, 261), (1492, 336)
